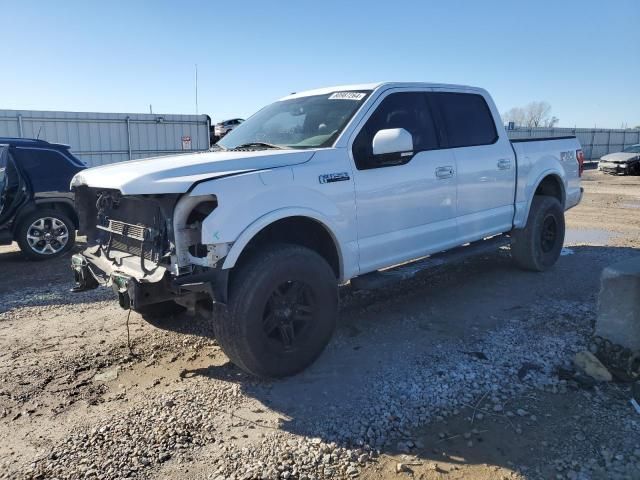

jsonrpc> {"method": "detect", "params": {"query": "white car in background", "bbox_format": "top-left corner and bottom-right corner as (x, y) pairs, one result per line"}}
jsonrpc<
(598, 144), (640, 175)
(213, 118), (244, 138)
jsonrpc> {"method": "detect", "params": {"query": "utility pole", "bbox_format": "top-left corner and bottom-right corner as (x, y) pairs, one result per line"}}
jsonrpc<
(195, 64), (199, 117)
(195, 64), (200, 149)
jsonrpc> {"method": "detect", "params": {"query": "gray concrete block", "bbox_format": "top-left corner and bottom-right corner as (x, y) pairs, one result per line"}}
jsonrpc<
(596, 257), (640, 351)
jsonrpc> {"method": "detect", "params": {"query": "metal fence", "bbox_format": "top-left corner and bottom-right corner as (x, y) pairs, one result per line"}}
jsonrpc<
(0, 109), (210, 167)
(507, 127), (640, 160)
(2, 108), (636, 164)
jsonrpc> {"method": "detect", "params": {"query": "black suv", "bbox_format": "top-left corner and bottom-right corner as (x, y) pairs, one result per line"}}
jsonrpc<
(0, 138), (85, 260)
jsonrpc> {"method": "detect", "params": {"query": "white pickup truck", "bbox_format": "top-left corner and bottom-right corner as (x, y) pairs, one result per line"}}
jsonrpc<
(71, 82), (584, 377)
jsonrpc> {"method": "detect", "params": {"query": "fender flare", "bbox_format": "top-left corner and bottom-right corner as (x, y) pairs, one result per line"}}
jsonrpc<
(221, 207), (347, 279)
(14, 198), (79, 231)
(518, 169), (566, 228)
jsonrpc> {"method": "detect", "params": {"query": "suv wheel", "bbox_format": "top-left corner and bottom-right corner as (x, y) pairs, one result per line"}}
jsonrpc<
(510, 195), (565, 272)
(15, 209), (76, 260)
(213, 244), (338, 378)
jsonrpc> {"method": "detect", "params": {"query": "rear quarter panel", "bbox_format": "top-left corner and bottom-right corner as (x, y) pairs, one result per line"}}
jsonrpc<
(512, 138), (582, 229)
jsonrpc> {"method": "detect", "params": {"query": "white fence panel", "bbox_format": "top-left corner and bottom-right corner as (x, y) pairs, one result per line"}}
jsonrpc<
(506, 127), (640, 159)
(0, 109), (210, 167)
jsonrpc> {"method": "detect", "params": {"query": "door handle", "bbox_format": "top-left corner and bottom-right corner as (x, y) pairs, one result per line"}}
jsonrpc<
(435, 166), (454, 179)
(497, 158), (511, 170)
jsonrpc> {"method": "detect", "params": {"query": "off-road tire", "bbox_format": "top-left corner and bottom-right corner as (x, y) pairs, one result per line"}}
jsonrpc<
(213, 244), (338, 378)
(511, 195), (565, 272)
(15, 209), (76, 260)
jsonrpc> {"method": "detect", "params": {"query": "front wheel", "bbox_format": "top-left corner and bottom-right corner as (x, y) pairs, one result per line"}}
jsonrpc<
(15, 209), (76, 260)
(511, 196), (565, 272)
(213, 244), (338, 378)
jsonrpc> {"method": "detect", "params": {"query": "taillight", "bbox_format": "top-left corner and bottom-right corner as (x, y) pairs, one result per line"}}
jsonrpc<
(576, 149), (585, 177)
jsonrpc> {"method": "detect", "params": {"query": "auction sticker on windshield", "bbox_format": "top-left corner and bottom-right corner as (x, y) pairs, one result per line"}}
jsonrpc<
(329, 92), (366, 100)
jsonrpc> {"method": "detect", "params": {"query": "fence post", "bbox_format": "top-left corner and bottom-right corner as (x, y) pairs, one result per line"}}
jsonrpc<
(126, 117), (132, 160)
(606, 130), (611, 155)
(622, 130), (627, 151)
(589, 130), (597, 159)
(17, 114), (23, 138)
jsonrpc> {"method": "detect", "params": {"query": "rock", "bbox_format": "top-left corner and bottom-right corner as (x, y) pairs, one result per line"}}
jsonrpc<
(573, 351), (612, 382)
(93, 367), (119, 382)
(346, 465), (358, 476)
(596, 257), (640, 351)
(396, 462), (411, 474)
(493, 404), (504, 412)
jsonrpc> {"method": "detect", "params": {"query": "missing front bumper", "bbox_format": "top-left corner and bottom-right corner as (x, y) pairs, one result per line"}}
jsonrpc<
(71, 251), (229, 312)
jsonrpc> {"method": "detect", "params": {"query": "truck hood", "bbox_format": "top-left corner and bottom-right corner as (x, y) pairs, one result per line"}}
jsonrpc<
(71, 149), (315, 195)
(600, 152), (639, 163)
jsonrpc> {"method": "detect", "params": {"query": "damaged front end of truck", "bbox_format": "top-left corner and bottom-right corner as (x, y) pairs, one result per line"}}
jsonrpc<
(71, 185), (228, 315)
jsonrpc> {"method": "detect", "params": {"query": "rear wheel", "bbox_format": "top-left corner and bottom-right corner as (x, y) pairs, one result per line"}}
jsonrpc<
(213, 244), (338, 378)
(15, 209), (76, 260)
(511, 195), (565, 272)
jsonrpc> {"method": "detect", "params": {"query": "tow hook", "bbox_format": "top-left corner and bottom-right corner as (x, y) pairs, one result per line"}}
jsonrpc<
(71, 254), (99, 293)
(111, 272), (131, 310)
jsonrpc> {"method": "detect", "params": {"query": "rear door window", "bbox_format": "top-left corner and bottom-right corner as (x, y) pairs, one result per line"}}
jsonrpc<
(429, 92), (498, 148)
(13, 148), (77, 192)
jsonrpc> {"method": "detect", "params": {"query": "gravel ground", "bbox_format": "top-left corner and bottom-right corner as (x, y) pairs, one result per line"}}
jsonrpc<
(1, 169), (639, 480)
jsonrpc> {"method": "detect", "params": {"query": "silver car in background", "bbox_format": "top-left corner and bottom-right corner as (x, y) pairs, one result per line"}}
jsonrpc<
(213, 118), (244, 139)
(598, 144), (640, 175)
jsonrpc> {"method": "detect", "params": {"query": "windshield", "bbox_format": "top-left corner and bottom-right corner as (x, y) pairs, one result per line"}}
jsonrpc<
(622, 144), (640, 153)
(218, 91), (371, 150)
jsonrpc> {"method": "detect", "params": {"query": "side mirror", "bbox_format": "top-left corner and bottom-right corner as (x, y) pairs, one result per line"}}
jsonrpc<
(372, 128), (413, 156)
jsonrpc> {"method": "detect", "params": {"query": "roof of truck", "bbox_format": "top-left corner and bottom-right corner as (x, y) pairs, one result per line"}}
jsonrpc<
(280, 82), (486, 100)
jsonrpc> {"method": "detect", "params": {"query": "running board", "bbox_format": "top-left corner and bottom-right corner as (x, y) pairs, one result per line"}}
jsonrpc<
(350, 235), (510, 291)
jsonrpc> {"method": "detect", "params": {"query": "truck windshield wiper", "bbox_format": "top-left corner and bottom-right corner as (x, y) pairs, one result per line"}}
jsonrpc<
(231, 142), (285, 150)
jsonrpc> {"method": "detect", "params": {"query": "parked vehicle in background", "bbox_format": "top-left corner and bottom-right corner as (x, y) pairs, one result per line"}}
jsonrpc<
(598, 144), (640, 175)
(70, 82), (583, 378)
(213, 118), (244, 139)
(0, 138), (85, 259)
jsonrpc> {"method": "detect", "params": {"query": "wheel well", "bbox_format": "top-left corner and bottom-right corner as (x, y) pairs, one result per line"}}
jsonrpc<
(535, 175), (564, 206)
(15, 201), (79, 231)
(235, 216), (341, 279)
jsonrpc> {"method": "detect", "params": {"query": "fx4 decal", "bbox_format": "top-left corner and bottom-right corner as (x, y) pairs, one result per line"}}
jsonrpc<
(560, 150), (576, 162)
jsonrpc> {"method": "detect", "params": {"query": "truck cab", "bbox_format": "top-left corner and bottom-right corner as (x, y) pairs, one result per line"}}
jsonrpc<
(70, 82), (583, 377)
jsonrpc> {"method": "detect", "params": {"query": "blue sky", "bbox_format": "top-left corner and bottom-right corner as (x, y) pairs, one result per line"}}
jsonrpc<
(1, 0), (638, 127)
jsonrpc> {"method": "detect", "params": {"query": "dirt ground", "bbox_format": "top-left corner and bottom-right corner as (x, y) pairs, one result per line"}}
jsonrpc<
(1, 168), (639, 480)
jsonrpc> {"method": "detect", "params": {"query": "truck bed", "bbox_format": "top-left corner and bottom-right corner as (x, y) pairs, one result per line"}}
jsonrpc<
(510, 135), (583, 229)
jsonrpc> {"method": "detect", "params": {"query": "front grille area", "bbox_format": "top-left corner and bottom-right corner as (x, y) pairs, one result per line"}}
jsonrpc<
(111, 237), (155, 261)
(78, 188), (179, 266)
(97, 219), (149, 241)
